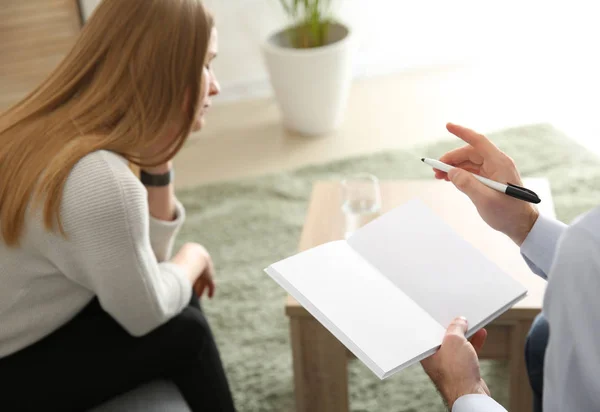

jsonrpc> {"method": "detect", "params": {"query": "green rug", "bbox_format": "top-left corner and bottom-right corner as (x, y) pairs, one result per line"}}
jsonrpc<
(174, 123), (600, 412)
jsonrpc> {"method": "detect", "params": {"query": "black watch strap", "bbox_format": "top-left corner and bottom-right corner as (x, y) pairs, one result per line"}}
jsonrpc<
(140, 169), (174, 187)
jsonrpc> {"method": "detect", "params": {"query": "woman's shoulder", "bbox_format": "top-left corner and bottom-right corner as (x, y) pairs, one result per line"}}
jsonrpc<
(63, 150), (146, 211)
(73, 150), (132, 177)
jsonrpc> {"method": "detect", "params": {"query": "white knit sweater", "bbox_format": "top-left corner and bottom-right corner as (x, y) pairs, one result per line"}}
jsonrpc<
(0, 150), (192, 357)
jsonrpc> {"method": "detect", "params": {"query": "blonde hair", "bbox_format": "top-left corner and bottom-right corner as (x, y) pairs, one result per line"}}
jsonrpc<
(0, 0), (213, 246)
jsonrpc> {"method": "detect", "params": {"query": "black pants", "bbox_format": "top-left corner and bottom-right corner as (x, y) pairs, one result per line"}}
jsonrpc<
(525, 312), (550, 412)
(0, 295), (236, 412)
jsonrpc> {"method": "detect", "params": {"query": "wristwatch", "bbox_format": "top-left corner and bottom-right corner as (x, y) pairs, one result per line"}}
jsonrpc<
(140, 168), (174, 187)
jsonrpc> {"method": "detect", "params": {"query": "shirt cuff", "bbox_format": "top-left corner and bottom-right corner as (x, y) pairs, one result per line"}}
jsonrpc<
(159, 261), (193, 312)
(149, 199), (186, 262)
(452, 394), (507, 412)
(520, 214), (567, 278)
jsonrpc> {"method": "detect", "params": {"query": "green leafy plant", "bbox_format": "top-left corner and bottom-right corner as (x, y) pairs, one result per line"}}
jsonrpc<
(278, 0), (334, 48)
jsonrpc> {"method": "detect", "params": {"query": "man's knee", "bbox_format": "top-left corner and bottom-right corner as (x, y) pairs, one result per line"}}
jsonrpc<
(526, 313), (550, 359)
(525, 313), (550, 394)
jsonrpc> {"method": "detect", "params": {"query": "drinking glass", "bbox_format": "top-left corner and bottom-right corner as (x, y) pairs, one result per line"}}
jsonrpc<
(341, 173), (382, 239)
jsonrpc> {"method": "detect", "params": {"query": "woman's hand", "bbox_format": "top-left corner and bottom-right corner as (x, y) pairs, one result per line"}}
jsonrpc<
(421, 317), (490, 408)
(171, 243), (216, 299)
(434, 123), (539, 246)
(193, 253), (215, 299)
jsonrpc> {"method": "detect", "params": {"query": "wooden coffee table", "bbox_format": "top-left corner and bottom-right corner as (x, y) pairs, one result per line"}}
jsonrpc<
(286, 179), (554, 412)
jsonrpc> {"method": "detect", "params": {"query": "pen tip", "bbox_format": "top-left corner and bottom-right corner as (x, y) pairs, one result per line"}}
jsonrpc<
(421, 158), (425, 162)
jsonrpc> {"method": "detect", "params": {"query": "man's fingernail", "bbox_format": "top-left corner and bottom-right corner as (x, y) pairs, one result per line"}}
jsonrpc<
(459, 316), (467, 322)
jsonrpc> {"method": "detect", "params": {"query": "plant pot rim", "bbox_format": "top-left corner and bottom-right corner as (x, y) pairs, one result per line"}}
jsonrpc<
(262, 22), (352, 57)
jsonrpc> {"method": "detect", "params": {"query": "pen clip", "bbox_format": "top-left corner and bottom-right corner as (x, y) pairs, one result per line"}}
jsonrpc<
(507, 183), (538, 196)
(506, 183), (541, 204)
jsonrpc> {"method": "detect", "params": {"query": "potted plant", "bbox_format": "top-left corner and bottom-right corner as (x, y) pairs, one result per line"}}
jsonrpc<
(262, 0), (353, 136)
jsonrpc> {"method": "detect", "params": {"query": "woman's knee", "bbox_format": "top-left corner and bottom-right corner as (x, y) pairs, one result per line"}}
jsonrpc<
(157, 307), (214, 355)
(150, 306), (214, 360)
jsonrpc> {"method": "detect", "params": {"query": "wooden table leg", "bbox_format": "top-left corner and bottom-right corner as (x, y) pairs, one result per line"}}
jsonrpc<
(290, 317), (349, 412)
(509, 319), (534, 412)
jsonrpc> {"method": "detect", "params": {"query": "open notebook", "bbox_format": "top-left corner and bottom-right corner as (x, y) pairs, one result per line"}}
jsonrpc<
(265, 198), (527, 380)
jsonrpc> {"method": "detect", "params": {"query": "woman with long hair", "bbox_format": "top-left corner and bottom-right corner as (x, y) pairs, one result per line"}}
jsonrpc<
(0, 0), (235, 410)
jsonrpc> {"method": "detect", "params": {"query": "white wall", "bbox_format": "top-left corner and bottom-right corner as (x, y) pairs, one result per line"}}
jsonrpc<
(79, 0), (101, 21)
(79, 0), (600, 103)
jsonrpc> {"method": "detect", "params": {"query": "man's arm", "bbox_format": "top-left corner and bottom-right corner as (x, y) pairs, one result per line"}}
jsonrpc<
(427, 218), (600, 412)
(421, 318), (505, 411)
(452, 395), (506, 412)
(421, 317), (508, 411)
(539, 224), (600, 411)
(520, 214), (567, 279)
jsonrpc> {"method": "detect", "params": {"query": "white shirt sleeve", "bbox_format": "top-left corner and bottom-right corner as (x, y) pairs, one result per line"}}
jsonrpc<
(520, 214), (567, 279)
(148, 198), (186, 262)
(453, 210), (600, 412)
(41, 152), (192, 336)
(452, 394), (507, 412)
(541, 224), (600, 411)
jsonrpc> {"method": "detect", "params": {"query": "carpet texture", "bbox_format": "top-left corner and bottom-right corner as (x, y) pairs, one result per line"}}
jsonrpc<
(174, 123), (600, 411)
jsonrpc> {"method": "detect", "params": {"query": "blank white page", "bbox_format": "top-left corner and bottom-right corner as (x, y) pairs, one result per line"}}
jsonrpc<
(347, 199), (527, 329)
(266, 240), (445, 377)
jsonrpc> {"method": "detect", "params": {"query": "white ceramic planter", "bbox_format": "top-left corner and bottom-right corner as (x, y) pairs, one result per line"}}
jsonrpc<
(262, 23), (353, 136)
